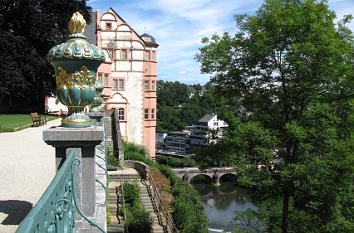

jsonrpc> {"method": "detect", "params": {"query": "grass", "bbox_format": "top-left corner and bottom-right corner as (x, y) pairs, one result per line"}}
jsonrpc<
(0, 114), (59, 132)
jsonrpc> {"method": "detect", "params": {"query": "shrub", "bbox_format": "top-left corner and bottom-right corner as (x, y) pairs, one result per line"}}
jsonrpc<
(125, 208), (151, 233)
(123, 182), (152, 233)
(106, 149), (119, 167)
(123, 142), (154, 166)
(123, 143), (208, 233)
(157, 164), (208, 233)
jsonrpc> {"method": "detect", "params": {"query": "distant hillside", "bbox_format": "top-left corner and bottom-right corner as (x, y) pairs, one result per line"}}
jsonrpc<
(156, 80), (239, 132)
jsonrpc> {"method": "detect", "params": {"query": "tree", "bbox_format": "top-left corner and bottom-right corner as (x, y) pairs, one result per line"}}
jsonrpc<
(0, 0), (92, 111)
(157, 80), (240, 132)
(196, 0), (354, 232)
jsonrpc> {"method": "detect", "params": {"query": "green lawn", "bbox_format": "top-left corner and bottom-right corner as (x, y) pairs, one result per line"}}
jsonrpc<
(0, 114), (59, 132)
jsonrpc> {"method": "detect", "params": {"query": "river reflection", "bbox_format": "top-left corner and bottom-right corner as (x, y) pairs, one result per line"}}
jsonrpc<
(191, 177), (259, 233)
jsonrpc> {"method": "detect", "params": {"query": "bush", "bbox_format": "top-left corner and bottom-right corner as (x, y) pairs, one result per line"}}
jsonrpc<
(156, 155), (197, 167)
(125, 208), (151, 233)
(123, 182), (152, 233)
(123, 142), (154, 166)
(123, 143), (208, 233)
(106, 149), (119, 167)
(157, 164), (208, 233)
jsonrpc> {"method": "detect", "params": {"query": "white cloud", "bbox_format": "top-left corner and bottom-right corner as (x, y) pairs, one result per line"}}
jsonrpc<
(90, 0), (354, 84)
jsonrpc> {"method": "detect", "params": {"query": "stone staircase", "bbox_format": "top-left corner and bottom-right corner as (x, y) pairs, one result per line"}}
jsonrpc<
(139, 181), (165, 233)
(107, 168), (166, 233)
(107, 169), (140, 233)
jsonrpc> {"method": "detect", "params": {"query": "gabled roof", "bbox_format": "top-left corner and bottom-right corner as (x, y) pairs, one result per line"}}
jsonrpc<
(198, 114), (216, 123)
(106, 7), (158, 47)
(108, 7), (127, 23)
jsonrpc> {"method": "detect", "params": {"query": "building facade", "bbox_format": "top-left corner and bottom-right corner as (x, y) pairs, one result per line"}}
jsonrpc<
(95, 8), (158, 157)
(157, 114), (228, 156)
(187, 114), (228, 146)
(164, 131), (190, 155)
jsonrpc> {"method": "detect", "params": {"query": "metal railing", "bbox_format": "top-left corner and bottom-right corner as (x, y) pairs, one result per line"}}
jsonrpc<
(16, 150), (107, 233)
(146, 173), (179, 233)
(16, 151), (77, 233)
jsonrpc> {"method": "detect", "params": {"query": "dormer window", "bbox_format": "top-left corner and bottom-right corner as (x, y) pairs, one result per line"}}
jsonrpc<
(106, 23), (112, 30)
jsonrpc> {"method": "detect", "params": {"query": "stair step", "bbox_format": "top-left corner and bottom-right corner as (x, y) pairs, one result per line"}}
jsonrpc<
(108, 207), (118, 213)
(107, 225), (125, 233)
(109, 176), (140, 180)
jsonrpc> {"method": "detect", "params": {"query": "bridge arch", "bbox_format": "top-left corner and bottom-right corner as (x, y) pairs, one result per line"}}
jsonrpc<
(189, 173), (213, 184)
(219, 173), (238, 183)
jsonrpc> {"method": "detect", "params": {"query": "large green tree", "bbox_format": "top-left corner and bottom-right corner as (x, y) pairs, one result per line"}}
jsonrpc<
(196, 0), (354, 232)
(0, 0), (92, 111)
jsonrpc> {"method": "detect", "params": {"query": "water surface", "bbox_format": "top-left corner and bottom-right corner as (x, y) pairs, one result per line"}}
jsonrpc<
(191, 177), (260, 233)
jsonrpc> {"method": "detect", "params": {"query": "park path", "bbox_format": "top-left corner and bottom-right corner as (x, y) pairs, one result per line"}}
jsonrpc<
(0, 119), (61, 233)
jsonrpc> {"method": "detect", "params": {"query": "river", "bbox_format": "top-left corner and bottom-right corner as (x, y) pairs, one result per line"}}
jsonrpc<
(191, 175), (260, 233)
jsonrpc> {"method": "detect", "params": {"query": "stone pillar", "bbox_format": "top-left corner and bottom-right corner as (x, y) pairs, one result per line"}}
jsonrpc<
(43, 126), (103, 218)
(103, 117), (113, 151)
(212, 172), (220, 186)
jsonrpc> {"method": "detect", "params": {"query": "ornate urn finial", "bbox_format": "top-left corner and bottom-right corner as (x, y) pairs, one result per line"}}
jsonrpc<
(48, 11), (104, 128)
(68, 12), (86, 34)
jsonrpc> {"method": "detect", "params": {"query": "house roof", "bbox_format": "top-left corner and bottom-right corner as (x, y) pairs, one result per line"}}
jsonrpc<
(107, 7), (158, 48)
(141, 33), (159, 47)
(198, 114), (215, 123)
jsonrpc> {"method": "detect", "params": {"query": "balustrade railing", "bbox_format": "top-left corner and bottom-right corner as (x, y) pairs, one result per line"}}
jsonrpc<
(16, 151), (77, 233)
(16, 149), (107, 233)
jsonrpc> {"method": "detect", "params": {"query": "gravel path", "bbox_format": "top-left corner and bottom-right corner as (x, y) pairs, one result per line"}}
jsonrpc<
(0, 119), (61, 233)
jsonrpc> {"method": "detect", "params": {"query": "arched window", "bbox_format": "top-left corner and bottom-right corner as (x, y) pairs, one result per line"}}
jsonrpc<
(118, 108), (125, 120)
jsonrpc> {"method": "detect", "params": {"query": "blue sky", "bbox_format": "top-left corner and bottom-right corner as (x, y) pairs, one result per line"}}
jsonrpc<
(88, 0), (354, 84)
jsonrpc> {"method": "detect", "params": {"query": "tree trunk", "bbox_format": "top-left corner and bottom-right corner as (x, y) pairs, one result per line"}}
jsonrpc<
(282, 189), (289, 233)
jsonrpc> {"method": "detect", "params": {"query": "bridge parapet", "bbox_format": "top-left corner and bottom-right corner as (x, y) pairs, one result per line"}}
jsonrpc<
(172, 167), (236, 186)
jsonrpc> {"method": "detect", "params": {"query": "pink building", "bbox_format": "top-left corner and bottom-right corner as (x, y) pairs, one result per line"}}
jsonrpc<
(93, 8), (158, 158)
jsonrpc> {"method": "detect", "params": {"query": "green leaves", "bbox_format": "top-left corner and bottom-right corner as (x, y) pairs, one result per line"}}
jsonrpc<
(196, 0), (354, 232)
(0, 0), (92, 108)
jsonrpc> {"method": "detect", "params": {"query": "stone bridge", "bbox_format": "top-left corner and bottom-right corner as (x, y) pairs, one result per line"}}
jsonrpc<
(172, 167), (237, 186)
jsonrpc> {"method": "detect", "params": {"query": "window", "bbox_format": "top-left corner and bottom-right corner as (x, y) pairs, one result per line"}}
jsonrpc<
(144, 50), (150, 61)
(144, 80), (149, 91)
(121, 49), (128, 60)
(118, 79), (124, 90)
(113, 79), (118, 90)
(118, 108), (125, 120)
(151, 109), (155, 119)
(151, 80), (155, 91)
(144, 109), (149, 119)
(106, 23), (112, 30)
(104, 74), (109, 86)
(97, 73), (102, 84)
(151, 50), (156, 61)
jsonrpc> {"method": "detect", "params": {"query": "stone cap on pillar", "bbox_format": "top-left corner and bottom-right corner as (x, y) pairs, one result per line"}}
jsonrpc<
(43, 125), (104, 148)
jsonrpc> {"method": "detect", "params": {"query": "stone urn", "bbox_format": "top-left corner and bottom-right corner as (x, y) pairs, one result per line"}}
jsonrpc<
(47, 12), (105, 127)
(89, 81), (104, 112)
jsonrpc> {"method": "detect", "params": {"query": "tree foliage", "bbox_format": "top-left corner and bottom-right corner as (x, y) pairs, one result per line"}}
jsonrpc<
(157, 80), (240, 132)
(0, 0), (92, 111)
(196, 0), (354, 232)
